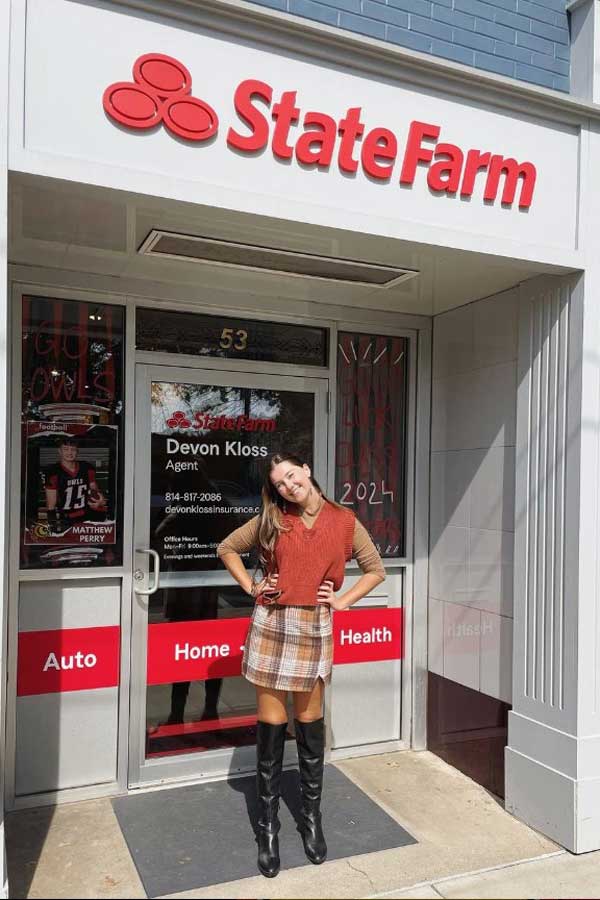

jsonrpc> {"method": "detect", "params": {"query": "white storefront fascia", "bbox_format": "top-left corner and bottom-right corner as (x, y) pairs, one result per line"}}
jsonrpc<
(6, 0), (585, 268)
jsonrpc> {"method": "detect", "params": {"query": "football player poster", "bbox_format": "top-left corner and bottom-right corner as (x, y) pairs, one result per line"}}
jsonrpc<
(24, 423), (117, 548)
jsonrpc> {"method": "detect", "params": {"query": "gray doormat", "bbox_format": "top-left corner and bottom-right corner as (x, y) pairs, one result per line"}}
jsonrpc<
(112, 765), (416, 897)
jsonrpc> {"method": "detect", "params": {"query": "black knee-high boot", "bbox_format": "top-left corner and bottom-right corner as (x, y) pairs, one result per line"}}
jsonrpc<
(256, 721), (287, 878)
(294, 717), (327, 865)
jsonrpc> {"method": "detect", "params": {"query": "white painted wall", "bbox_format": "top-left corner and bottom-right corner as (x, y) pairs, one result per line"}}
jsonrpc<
(569, 0), (600, 103)
(428, 287), (517, 704)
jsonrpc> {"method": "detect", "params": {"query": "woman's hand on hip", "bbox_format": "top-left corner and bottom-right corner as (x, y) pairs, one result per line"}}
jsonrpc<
(253, 572), (279, 597)
(317, 580), (348, 611)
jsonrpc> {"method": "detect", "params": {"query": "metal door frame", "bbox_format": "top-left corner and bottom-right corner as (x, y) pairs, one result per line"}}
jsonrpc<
(129, 362), (329, 788)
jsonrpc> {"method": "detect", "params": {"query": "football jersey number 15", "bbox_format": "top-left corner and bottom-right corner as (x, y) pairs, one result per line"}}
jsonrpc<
(63, 483), (87, 511)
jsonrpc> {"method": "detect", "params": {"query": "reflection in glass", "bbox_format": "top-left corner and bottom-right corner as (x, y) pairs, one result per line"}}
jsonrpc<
(146, 676), (259, 758)
(146, 586), (260, 758)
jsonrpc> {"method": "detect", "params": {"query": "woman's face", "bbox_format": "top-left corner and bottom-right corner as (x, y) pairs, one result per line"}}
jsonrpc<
(269, 461), (313, 506)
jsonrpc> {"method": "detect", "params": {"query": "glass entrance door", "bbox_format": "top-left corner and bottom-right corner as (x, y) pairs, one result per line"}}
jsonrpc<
(129, 364), (328, 787)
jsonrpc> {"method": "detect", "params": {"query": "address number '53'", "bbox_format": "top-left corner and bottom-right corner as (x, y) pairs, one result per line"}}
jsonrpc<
(220, 328), (248, 351)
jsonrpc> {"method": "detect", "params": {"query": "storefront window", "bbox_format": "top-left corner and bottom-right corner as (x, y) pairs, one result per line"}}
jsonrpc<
(335, 331), (409, 558)
(149, 380), (314, 572)
(20, 296), (125, 569)
(136, 307), (328, 367)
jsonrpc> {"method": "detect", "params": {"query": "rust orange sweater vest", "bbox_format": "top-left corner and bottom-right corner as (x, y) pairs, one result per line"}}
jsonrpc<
(270, 502), (355, 607)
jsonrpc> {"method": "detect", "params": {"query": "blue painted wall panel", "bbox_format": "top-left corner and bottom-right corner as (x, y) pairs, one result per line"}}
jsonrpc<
(515, 60), (556, 86)
(473, 49), (515, 75)
(388, 23), (433, 50)
(362, 0), (410, 26)
(494, 40), (533, 63)
(452, 25), (495, 52)
(430, 37), (475, 63)
(247, 0), (571, 91)
(389, 0), (435, 19)
(494, 8), (535, 32)
(474, 18), (516, 42)
(516, 0), (559, 25)
(410, 13), (453, 40)
(433, 5), (475, 30)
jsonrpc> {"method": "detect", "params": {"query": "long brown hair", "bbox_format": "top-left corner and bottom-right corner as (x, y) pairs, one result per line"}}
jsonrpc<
(257, 452), (329, 572)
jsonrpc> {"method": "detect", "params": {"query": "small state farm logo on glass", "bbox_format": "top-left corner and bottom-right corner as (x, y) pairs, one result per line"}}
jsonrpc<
(166, 411), (192, 429)
(103, 53), (218, 142)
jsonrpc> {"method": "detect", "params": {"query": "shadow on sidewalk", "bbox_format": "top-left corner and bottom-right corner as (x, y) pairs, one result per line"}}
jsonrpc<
(5, 805), (56, 899)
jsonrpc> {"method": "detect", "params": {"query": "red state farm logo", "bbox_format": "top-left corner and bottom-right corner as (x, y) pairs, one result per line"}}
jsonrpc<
(166, 411), (192, 429)
(103, 53), (218, 142)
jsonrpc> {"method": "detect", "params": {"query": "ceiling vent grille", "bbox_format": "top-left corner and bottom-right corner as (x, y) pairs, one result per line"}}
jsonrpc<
(138, 230), (418, 288)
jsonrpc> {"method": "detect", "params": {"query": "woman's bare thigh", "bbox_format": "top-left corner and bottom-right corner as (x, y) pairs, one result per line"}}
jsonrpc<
(256, 685), (288, 724)
(292, 679), (324, 723)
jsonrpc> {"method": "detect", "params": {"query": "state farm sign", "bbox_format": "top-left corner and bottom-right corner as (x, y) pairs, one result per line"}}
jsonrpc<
(103, 53), (536, 210)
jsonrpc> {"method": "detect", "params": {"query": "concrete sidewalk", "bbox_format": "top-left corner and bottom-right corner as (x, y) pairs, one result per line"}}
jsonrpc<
(5, 750), (600, 899)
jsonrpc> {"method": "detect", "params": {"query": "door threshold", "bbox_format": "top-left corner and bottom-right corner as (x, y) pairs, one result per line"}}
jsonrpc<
(330, 739), (409, 761)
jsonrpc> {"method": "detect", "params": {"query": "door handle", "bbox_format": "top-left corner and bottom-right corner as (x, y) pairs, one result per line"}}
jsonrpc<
(134, 548), (160, 595)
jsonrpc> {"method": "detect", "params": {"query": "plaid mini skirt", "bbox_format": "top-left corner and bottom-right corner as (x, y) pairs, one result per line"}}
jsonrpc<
(242, 602), (333, 692)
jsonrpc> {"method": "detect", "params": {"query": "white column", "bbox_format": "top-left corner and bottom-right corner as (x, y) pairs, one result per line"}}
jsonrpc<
(505, 274), (582, 850)
(506, 124), (600, 853)
(0, 0), (10, 895)
(568, 0), (600, 103)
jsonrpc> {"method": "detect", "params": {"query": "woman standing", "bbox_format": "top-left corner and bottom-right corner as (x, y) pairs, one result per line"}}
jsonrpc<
(217, 453), (385, 878)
